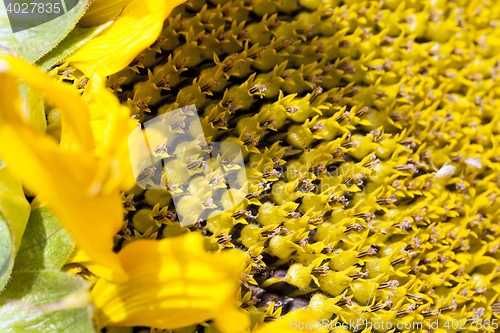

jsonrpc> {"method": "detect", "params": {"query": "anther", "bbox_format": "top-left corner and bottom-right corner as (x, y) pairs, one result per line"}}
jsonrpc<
(363, 158), (379, 170)
(197, 32), (210, 45)
(338, 61), (355, 74)
(355, 106), (371, 117)
(396, 304), (417, 317)
(149, 36), (165, 50)
(308, 215), (325, 226)
(357, 246), (377, 258)
(422, 309), (440, 318)
(259, 118), (277, 129)
(342, 174), (362, 187)
(439, 298), (457, 313)
(337, 110), (352, 123)
(309, 87), (323, 103)
(249, 47), (265, 59)
(406, 294), (423, 302)
(243, 133), (258, 146)
(129, 54), (144, 68)
(321, 9), (333, 19)
(201, 79), (220, 92)
(249, 84), (267, 95)
(378, 280), (399, 289)
(156, 73), (171, 88)
(371, 301), (392, 312)
(297, 179), (315, 193)
(391, 256), (407, 266)
(311, 266), (329, 277)
(275, 39), (291, 52)
(354, 212), (375, 222)
(349, 270), (369, 280)
(336, 295), (352, 307)
(296, 25), (315, 35)
(79, 77), (89, 90)
(216, 233), (232, 245)
(136, 99), (149, 112)
(376, 195), (396, 205)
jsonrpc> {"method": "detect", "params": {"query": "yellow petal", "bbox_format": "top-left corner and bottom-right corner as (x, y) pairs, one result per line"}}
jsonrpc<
(79, 0), (132, 27)
(68, 0), (186, 77)
(0, 57), (93, 151)
(66, 246), (130, 282)
(84, 75), (137, 193)
(255, 309), (318, 333)
(0, 56), (127, 279)
(92, 233), (249, 332)
(66, 247), (92, 264)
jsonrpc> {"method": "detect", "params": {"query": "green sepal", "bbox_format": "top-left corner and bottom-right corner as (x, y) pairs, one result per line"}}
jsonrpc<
(0, 161), (31, 292)
(13, 206), (74, 272)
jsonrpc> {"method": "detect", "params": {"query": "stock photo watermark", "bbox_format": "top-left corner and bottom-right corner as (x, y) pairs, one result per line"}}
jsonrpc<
(128, 105), (248, 227)
(3, 0), (79, 32)
(290, 318), (500, 331)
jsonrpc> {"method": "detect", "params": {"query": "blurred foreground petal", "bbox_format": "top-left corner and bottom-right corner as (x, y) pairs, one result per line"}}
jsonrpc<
(79, 0), (132, 27)
(254, 309), (318, 333)
(68, 0), (186, 77)
(92, 233), (249, 332)
(0, 56), (128, 279)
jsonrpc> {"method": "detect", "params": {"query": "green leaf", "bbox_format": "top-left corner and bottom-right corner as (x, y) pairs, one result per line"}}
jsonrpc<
(13, 206), (74, 272)
(18, 82), (47, 133)
(0, 270), (95, 333)
(0, 0), (92, 63)
(0, 219), (11, 289)
(37, 20), (115, 71)
(0, 162), (31, 291)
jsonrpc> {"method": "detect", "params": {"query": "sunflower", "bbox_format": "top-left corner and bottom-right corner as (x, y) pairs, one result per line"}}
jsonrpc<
(0, 0), (317, 331)
(2, 0), (500, 332)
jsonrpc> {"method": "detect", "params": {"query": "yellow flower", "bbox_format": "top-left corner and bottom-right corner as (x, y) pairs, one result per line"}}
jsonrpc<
(67, 0), (186, 77)
(0, 55), (247, 331)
